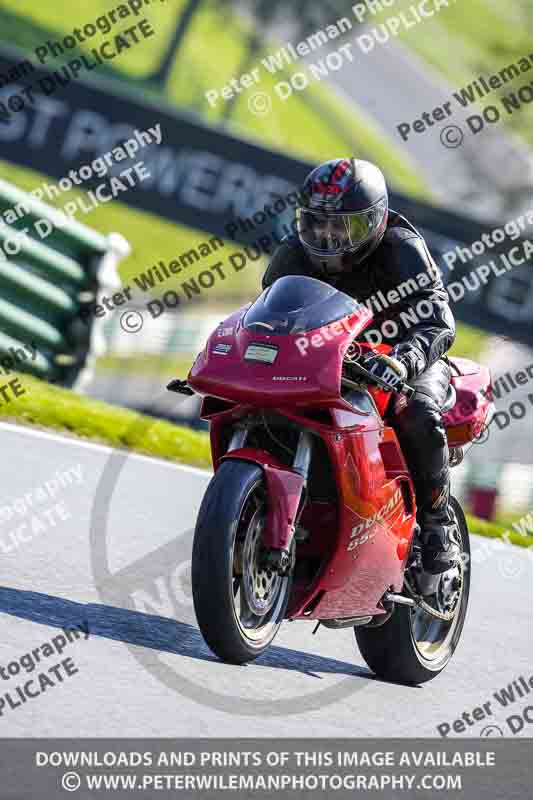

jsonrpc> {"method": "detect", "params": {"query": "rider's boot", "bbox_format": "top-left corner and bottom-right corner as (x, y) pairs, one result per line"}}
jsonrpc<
(419, 484), (461, 575)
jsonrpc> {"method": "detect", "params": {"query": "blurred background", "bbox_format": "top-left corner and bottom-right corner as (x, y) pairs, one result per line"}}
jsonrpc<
(0, 0), (532, 525)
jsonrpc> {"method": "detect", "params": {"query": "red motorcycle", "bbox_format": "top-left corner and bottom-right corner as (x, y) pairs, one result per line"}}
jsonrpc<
(169, 275), (493, 684)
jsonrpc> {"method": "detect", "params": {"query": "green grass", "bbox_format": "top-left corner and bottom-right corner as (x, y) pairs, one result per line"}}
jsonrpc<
(0, 371), (211, 468)
(0, 0), (173, 76)
(466, 513), (533, 550)
(448, 322), (488, 362)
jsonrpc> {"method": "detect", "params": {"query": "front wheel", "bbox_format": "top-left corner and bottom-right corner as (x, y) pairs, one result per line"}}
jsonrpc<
(192, 459), (291, 664)
(355, 498), (470, 684)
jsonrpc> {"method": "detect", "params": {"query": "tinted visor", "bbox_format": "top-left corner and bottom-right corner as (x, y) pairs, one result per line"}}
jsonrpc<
(297, 200), (386, 255)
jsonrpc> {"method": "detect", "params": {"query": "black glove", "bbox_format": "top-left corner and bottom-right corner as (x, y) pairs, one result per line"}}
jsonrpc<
(390, 343), (427, 381)
(359, 352), (408, 392)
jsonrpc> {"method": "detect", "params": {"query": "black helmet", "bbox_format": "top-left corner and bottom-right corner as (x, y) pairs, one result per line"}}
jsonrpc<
(297, 158), (388, 276)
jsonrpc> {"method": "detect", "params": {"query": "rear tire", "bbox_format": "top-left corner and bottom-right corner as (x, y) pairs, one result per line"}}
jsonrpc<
(355, 497), (470, 684)
(192, 459), (291, 664)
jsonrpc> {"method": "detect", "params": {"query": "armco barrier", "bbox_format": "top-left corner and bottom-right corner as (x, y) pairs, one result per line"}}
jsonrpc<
(0, 178), (130, 388)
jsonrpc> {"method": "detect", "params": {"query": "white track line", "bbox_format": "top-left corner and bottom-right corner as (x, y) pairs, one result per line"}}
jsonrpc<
(0, 421), (212, 476)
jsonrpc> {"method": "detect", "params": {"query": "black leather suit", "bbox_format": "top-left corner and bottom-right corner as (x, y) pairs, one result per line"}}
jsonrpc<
(262, 211), (456, 521)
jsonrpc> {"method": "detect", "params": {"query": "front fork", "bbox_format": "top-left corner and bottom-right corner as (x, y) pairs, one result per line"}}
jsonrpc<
(227, 425), (314, 574)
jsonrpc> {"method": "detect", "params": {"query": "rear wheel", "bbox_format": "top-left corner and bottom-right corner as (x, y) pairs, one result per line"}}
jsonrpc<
(192, 460), (291, 664)
(355, 498), (470, 684)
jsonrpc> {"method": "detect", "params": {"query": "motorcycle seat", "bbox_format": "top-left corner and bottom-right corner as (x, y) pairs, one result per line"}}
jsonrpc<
(441, 384), (456, 413)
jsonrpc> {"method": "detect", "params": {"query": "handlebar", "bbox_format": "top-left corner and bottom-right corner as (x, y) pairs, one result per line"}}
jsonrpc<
(167, 360), (416, 402)
(342, 360), (415, 400)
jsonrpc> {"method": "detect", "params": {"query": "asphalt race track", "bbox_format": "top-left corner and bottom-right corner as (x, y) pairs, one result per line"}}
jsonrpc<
(0, 421), (531, 739)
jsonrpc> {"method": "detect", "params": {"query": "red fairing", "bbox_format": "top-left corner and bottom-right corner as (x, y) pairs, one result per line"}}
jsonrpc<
(444, 357), (493, 445)
(222, 448), (305, 552)
(189, 305), (374, 408)
(286, 426), (416, 620)
(188, 287), (488, 623)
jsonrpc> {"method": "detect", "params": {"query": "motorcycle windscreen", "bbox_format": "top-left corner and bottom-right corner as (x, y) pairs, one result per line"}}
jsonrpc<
(243, 275), (361, 335)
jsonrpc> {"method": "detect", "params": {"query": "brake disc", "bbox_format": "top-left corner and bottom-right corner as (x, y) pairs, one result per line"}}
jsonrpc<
(242, 515), (280, 616)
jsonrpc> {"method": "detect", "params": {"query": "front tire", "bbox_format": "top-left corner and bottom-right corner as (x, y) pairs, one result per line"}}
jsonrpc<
(355, 498), (470, 684)
(192, 459), (291, 664)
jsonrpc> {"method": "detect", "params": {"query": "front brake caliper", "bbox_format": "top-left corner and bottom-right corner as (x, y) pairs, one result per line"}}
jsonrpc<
(262, 547), (293, 576)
